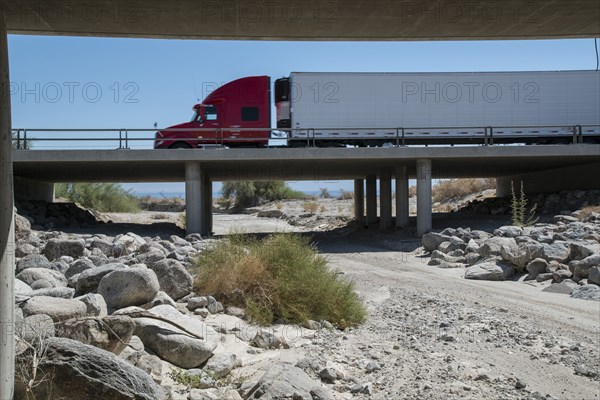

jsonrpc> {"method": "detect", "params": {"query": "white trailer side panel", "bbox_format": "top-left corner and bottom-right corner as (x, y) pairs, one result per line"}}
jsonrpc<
(289, 71), (600, 140)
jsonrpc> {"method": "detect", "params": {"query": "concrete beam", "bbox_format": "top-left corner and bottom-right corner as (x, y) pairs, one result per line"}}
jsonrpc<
(185, 162), (203, 235)
(366, 175), (377, 225)
(496, 162), (600, 196)
(395, 165), (409, 228)
(379, 173), (392, 230)
(4, 1), (599, 40)
(416, 159), (432, 236)
(0, 11), (15, 400)
(353, 179), (364, 224)
(14, 177), (55, 202)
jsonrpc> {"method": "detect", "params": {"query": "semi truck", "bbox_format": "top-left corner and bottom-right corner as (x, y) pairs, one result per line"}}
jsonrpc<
(153, 70), (600, 149)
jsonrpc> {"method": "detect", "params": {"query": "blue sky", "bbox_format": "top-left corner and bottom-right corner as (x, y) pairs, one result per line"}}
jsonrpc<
(8, 36), (599, 195)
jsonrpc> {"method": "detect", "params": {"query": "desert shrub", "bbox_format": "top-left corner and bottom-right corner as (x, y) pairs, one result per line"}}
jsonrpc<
(431, 178), (496, 203)
(302, 201), (319, 213)
(319, 188), (330, 198)
(193, 234), (366, 328)
(338, 189), (354, 200)
(578, 205), (600, 221)
(55, 183), (139, 212)
(510, 181), (538, 227)
(221, 181), (305, 209)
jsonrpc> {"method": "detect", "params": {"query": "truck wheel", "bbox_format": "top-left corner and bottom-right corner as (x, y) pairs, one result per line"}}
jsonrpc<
(170, 142), (193, 149)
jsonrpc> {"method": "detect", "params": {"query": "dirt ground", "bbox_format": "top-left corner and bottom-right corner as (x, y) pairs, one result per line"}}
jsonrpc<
(100, 202), (599, 400)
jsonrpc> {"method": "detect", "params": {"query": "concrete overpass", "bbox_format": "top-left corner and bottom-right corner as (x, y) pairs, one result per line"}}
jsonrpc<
(3, 0), (600, 41)
(12, 145), (600, 235)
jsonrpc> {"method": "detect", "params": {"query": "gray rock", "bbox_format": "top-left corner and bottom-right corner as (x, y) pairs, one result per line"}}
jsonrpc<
(437, 237), (466, 254)
(29, 287), (75, 299)
(588, 267), (600, 286)
(98, 268), (160, 310)
(525, 258), (548, 281)
(21, 296), (87, 322)
(204, 353), (239, 379)
(366, 361), (382, 373)
(187, 296), (209, 311)
(147, 258), (193, 301)
(251, 329), (289, 350)
(319, 367), (342, 383)
(136, 354), (166, 385)
(15, 279), (33, 296)
(569, 242), (595, 261)
(542, 280), (579, 294)
(43, 238), (85, 261)
(571, 284), (600, 301)
(30, 279), (54, 290)
(547, 260), (568, 273)
(465, 262), (505, 281)
(184, 369), (217, 389)
(570, 255), (600, 278)
(422, 232), (454, 252)
(119, 335), (145, 366)
(244, 363), (323, 400)
(136, 249), (166, 265)
(90, 238), (125, 258)
(465, 252), (481, 266)
(132, 304), (218, 368)
(75, 263), (127, 296)
(539, 242), (571, 264)
(207, 301), (224, 314)
(552, 269), (573, 283)
(310, 387), (334, 400)
(15, 337), (163, 400)
(16, 254), (51, 274)
(56, 315), (135, 355)
(500, 242), (543, 270)
(19, 314), (55, 343)
(141, 291), (177, 309)
(65, 257), (95, 279)
(493, 226), (523, 238)
(16, 268), (67, 288)
(76, 293), (108, 317)
(15, 243), (39, 258)
(478, 237), (517, 258)
(15, 213), (32, 241)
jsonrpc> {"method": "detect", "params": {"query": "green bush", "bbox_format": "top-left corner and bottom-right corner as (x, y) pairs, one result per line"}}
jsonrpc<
(221, 181), (305, 209)
(193, 233), (366, 329)
(55, 183), (140, 213)
(510, 181), (538, 227)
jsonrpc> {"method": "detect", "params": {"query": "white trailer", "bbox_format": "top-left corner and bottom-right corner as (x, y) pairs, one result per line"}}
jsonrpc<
(279, 70), (600, 146)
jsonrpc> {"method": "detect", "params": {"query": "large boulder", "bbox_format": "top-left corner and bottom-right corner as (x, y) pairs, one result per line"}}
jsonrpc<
(16, 268), (67, 288)
(525, 258), (549, 281)
(569, 242), (596, 261)
(244, 363), (325, 400)
(65, 257), (95, 279)
(478, 237), (517, 258)
(43, 238), (86, 261)
(21, 296), (88, 322)
(130, 304), (218, 368)
(16, 254), (51, 274)
(422, 232), (454, 252)
(465, 262), (506, 281)
(588, 267), (600, 286)
(500, 242), (543, 270)
(56, 316), (135, 355)
(15, 279), (33, 296)
(204, 353), (239, 379)
(114, 233), (146, 254)
(493, 226), (523, 238)
(15, 337), (163, 400)
(98, 269), (160, 310)
(75, 263), (127, 296)
(539, 242), (571, 264)
(15, 213), (32, 241)
(136, 249), (166, 265)
(570, 255), (600, 278)
(146, 259), (193, 301)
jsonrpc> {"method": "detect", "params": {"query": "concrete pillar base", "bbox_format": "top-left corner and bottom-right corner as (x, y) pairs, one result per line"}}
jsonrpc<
(14, 177), (55, 202)
(366, 175), (377, 225)
(395, 165), (409, 228)
(379, 173), (392, 230)
(353, 179), (364, 223)
(416, 159), (432, 236)
(185, 162), (204, 235)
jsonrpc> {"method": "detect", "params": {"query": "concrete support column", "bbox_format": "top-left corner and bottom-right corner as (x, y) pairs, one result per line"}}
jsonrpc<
(366, 175), (377, 225)
(201, 175), (212, 235)
(416, 159), (432, 236)
(379, 173), (392, 230)
(0, 12), (15, 400)
(14, 177), (55, 202)
(395, 165), (409, 228)
(185, 162), (203, 235)
(353, 179), (364, 223)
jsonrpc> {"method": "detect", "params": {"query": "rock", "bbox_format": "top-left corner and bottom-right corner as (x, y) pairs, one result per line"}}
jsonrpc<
(547, 260), (568, 273)
(422, 232), (454, 252)
(244, 363), (324, 400)
(465, 253), (481, 266)
(146, 259), (193, 301)
(75, 263), (127, 296)
(251, 329), (289, 349)
(465, 262), (504, 281)
(119, 335), (145, 366)
(136, 249), (166, 265)
(187, 297), (208, 311)
(76, 293), (108, 317)
(21, 296), (88, 322)
(500, 242), (543, 270)
(204, 353), (239, 379)
(114, 233), (146, 254)
(43, 238), (85, 260)
(16, 254), (51, 274)
(542, 280), (579, 294)
(131, 304), (218, 368)
(589, 267), (600, 286)
(15, 213), (32, 241)
(478, 237), (517, 258)
(141, 291), (177, 309)
(571, 284), (600, 301)
(19, 314), (55, 342)
(310, 387), (334, 400)
(302, 320), (322, 330)
(16, 268), (67, 288)
(553, 215), (578, 224)
(570, 255), (600, 278)
(90, 238), (125, 258)
(30, 279), (54, 290)
(515, 380), (527, 389)
(366, 361), (381, 373)
(136, 354), (165, 384)
(539, 242), (571, 264)
(437, 237), (466, 254)
(257, 209), (286, 219)
(65, 257), (95, 279)
(319, 367), (342, 383)
(569, 242), (595, 261)
(493, 226), (523, 238)
(207, 301), (224, 314)
(183, 369), (217, 389)
(525, 258), (548, 281)
(16, 337), (163, 400)
(29, 287), (75, 299)
(98, 269), (160, 309)
(16, 243), (39, 258)
(56, 316), (135, 355)
(15, 279), (33, 296)
(552, 269), (573, 283)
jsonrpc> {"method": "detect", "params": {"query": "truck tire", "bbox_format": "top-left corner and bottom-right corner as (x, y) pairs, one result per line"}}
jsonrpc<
(170, 142), (193, 149)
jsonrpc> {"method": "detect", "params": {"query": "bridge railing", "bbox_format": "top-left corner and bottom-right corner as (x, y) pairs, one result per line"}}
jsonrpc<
(10, 124), (600, 150)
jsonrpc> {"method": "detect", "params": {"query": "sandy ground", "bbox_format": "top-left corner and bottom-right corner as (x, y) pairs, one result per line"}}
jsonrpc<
(100, 203), (599, 399)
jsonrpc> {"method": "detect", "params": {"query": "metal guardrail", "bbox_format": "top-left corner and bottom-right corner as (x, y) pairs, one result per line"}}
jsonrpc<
(11, 124), (600, 150)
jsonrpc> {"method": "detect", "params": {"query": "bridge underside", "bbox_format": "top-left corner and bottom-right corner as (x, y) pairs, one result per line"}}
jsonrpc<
(5, 0), (600, 41)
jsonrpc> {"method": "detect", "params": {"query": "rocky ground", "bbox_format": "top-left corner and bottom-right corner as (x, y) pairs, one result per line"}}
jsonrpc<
(11, 191), (600, 400)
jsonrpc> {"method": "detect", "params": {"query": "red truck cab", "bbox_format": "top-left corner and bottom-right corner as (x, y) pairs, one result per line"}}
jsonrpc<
(154, 76), (271, 149)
